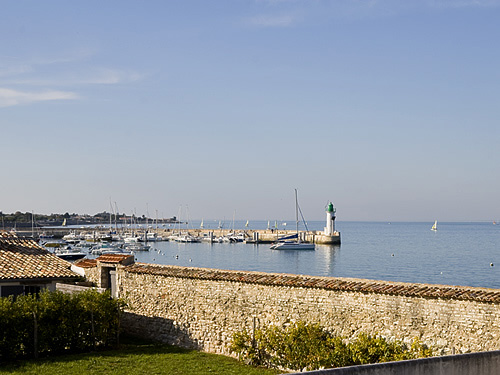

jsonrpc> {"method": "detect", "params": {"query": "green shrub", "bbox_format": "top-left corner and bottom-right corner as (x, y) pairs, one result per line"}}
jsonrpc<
(0, 296), (26, 359)
(0, 289), (126, 362)
(230, 321), (433, 371)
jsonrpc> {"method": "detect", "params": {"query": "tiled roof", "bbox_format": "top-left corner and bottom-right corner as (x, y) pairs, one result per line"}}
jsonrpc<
(97, 254), (134, 264)
(0, 231), (79, 281)
(125, 263), (500, 304)
(74, 258), (98, 268)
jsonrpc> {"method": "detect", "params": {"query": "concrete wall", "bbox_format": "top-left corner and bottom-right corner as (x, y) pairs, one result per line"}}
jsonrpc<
(296, 350), (500, 375)
(107, 263), (500, 357)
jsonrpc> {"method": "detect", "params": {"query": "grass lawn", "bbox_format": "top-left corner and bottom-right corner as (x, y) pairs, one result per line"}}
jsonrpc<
(0, 337), (282, 375)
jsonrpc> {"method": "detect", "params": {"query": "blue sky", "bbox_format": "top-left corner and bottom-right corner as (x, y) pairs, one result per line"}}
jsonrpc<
(1, 0), (499, 222)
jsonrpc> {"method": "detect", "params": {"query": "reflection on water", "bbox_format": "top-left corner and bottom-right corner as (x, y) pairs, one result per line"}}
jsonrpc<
(132, 241), (342, 278)
(87, 221), (500, 289)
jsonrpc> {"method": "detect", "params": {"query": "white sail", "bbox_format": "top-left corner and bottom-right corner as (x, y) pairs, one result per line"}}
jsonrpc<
(431, 220), (437, 231)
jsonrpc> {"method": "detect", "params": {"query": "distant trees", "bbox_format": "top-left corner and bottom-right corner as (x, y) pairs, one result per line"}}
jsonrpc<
(0, 211), (178, 226)
(0, 211), (115, 224)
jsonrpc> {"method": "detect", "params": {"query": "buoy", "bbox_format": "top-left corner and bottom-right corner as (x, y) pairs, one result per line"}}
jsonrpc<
(491, 263), (494, 267)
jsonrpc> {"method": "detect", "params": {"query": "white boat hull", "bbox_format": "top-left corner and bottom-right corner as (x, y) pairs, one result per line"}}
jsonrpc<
(270, 242), (315, 250)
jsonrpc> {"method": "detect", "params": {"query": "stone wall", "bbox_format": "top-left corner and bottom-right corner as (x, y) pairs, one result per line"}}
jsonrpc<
(76, 262), (100, 285)
(298, 351), (500, 375)
(114, 263), (500, 357)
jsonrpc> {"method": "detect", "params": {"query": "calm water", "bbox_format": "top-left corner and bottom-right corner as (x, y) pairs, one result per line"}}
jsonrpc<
(122, 221), (500, 289)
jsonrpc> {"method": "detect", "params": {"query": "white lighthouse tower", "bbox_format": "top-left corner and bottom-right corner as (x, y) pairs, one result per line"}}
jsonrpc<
(324, 202), (336, 235)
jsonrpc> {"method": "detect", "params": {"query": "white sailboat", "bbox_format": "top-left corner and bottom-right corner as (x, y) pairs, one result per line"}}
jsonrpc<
(270, 189), (315, 250)
(431, 220), (437, 231)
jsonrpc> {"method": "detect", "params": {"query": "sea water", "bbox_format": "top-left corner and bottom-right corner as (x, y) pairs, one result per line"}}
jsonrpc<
(128, 221), (500, 289)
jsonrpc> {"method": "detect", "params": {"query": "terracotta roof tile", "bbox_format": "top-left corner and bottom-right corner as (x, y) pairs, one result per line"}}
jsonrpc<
(74, 258), (98, 268)
(0, 231), (79, 281)
(97, 253), (134, 265)
(125, 263), (500, 304)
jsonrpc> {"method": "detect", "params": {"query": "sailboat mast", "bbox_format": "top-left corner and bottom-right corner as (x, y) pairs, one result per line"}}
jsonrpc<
(295, 189), (299, 240)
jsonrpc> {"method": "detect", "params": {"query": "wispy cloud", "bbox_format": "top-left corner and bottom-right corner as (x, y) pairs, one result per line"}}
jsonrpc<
(0, 49), (141, 107)
(78, 68), (143, 85)
(0, 88), (78, 108)
(0, 64), (33, 78)
(3, 68), (143, 87)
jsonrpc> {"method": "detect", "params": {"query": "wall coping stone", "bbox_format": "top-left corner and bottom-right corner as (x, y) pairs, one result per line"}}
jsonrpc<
(124, 263), (500, 303)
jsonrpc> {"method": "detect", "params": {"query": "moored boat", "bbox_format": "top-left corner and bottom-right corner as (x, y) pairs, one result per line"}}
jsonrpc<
(270, 189), (315, 251)
(270, 241), (315, 250)
(54, 246), (86, 260)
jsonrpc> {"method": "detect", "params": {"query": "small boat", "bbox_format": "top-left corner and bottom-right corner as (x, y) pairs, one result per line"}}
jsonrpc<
(124, 243), (150, 251)
(270, 189), (315, 251)
(54, 246), (86, 261)
(96, 232), (113, 242)
(90, 242), (124, 255)
(62, 232), (82, 244)
(220, 232), (246, 243)
(175, 234), (199, 243)
(145, 232), (163, 242)
(431, 220), (437, 231)
(270, 241), (315, 250)
(201, 234), (224, 243)
(124, 235), (140, 243)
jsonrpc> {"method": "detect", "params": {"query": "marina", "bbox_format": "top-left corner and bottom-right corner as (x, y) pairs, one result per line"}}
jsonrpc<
(31, 220), (500, 290)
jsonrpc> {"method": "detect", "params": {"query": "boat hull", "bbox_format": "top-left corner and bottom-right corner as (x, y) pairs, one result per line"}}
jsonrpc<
(56, 253), (86, 260)
(270, 242), (315, 250)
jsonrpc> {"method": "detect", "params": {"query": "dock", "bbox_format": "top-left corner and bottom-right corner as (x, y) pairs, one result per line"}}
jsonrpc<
(14, 227), (341, 245)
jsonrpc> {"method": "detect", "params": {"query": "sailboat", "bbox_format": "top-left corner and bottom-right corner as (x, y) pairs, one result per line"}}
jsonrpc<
(431, 220), (437, 231)
(270, 189), (315, 250)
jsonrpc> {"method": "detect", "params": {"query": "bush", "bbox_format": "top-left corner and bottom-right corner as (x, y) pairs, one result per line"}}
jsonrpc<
(230, 321), (432, 371)
(0, 289), (126, 362)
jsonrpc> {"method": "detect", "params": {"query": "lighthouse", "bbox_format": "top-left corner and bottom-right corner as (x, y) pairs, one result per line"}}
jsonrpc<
(324, 202), (336, 236)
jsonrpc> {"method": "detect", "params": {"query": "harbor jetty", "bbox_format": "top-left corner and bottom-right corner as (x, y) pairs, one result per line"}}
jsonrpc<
(13, 202), (341, 245)
(15, 227), (341, 245)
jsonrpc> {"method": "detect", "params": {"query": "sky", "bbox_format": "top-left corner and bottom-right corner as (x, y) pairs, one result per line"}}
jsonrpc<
(1, 0), (499, 222)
